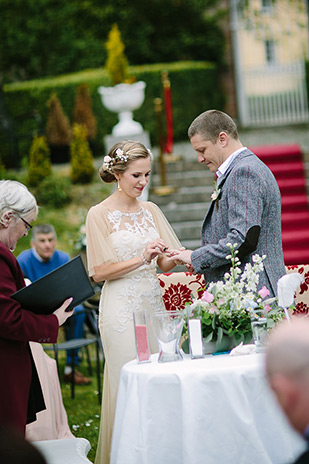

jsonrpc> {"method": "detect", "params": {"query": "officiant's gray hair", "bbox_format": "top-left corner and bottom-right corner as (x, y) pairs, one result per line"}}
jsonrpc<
(0, 180), (38, 226)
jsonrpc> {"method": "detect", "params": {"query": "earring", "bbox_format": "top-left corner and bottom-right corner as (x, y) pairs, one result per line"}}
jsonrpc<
(118, 183), (122, 192)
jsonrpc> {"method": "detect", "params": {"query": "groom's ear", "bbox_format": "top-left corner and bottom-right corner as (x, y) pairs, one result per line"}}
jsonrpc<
(217, 131), (228, 147)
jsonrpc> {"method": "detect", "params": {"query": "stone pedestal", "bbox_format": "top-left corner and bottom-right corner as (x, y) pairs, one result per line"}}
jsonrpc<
(104, 131), (152, 201)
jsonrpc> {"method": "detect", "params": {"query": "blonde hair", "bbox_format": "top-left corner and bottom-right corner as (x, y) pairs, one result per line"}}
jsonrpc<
(99, 140), (151, 183)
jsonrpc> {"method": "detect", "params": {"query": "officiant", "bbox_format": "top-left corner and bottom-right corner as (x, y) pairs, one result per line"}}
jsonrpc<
(169, 109), (286, 297)
(0, 180), (74, 435)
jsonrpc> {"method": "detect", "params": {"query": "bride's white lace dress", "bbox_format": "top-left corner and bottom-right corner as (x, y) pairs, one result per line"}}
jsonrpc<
(86, 201), (181, 464)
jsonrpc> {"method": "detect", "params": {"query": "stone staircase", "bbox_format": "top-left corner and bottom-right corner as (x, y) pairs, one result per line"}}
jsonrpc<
(149, 155), (214, 250)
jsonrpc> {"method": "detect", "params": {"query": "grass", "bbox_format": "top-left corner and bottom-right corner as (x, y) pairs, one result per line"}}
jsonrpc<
(52, 343), (103, 463)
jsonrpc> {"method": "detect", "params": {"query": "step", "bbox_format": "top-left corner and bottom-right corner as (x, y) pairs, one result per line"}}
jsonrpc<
(282, 229), (309, 247)
(277, 177), (307, 195)
(283, 248), (309, 265)
(160, 202), (207, 223)
(281, 194), (309, 212)
(152, 158), (202, 173)
(281, 210), (309, 229)
(170, 221), (202, 241)
(149, 186), (212, 206)
(265, 161), (306, 179)
(150, 169), (215, 189)
(251, 144), (303, 163)
(180, 239), (202, 250)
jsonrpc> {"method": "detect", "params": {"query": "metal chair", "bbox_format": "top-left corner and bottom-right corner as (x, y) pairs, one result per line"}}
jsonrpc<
(44, 305), (103, 403)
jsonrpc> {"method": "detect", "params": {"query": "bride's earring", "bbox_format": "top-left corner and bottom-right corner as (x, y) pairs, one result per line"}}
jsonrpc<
(118, 182), (122, 192)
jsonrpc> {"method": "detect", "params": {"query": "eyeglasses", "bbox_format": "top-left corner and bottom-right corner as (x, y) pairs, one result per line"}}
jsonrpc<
(18, 215), (32, 232)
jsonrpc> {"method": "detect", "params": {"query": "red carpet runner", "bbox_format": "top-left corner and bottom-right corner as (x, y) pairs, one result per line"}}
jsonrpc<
(249, 144), (309, 265)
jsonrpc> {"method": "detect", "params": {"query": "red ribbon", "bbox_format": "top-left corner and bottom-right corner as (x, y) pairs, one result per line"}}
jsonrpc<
(163, 77), (173, 154)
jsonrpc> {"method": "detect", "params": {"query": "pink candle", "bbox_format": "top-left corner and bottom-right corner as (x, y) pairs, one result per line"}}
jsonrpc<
(135, 325), (150, 362)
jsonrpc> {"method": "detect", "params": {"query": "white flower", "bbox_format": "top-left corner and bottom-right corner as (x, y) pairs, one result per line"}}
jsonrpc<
(116, 148), (124, 157)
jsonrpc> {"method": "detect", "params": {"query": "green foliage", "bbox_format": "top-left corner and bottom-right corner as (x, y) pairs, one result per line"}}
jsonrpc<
(70, 124), (94, 184)
(73, 84), (97, 140)
(3, 61), (224, 163)
(0, 0), (225, 83)
(35, 175), (72, 208)
(105, 24), (129, 85)
(46, 93), (72, 146)
(27, 135), (52, 187)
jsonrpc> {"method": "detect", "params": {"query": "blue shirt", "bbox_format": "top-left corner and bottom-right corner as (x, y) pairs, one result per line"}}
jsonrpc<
(17, 248), (69, 282)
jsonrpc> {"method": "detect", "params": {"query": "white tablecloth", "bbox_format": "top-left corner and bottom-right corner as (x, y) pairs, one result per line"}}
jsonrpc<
(111, 353), (306, 464)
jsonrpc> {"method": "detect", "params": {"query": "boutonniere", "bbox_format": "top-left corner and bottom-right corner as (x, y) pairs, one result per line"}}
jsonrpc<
(211, 181), (221, 210)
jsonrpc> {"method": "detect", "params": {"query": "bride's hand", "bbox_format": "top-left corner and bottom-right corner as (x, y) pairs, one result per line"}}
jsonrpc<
(142, 239), (169, 264)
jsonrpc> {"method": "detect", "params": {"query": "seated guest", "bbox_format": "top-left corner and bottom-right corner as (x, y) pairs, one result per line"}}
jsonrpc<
(266, 317), (309, 464)
(17, 224), (91, 385)
(0, 180), (73, 435)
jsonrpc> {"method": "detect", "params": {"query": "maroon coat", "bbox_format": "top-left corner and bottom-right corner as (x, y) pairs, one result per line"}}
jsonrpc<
(0, 242), (59, 435)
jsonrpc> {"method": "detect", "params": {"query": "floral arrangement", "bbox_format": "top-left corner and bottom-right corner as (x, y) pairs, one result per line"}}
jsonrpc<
(185, 244), (286, 346)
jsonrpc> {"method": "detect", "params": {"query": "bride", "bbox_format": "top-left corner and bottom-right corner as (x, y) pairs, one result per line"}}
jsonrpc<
(86, 140), (182, 464)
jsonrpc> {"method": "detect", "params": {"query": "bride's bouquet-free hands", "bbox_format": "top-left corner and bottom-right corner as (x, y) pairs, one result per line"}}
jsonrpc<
(142, 239), (171, 264)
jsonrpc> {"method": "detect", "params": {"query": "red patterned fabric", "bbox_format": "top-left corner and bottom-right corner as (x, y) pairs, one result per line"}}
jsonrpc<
(159, 265), (309, 316)
(162, 283), (191, 311)
(286, 264), (309, 315)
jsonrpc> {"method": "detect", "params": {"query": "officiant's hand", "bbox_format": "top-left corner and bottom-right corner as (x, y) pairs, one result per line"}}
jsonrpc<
(53, 297), (74, 326)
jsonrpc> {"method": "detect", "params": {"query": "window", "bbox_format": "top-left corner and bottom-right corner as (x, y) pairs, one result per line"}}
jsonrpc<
(261, 0), (272, 13)
(265, 40), (276, 64)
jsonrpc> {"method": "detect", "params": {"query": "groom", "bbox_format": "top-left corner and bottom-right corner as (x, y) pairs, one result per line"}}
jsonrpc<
(172, 109), (286, 296)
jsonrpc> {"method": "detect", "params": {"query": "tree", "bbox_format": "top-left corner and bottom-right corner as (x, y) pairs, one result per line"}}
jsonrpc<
(45, 93), (72, 146)
(27, 135), (52, 187)
(0, 0), (225, 83)
(70, 123), (94, 184)
(73, 84), (97, 140)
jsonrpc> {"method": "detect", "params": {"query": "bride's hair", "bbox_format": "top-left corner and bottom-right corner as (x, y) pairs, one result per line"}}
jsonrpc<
(99, 140), (152, 183)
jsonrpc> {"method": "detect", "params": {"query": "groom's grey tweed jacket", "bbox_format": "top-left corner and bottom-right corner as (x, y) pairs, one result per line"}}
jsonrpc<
(191, 149), (286, 297)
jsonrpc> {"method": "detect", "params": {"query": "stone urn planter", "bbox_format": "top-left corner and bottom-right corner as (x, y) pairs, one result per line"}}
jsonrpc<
(98, 81), (146, 136)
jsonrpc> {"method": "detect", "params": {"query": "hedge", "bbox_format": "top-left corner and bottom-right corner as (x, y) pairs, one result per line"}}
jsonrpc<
(2, 61), (225, 167)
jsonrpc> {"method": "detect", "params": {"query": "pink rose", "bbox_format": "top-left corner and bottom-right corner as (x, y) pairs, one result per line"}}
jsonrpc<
(201, 290), (214, 303)
(259, 286), (270, 298)
(264, 305), (272, 313)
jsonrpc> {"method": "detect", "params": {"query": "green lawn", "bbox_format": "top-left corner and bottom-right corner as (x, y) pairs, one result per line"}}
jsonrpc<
(52, 342), (104, 463)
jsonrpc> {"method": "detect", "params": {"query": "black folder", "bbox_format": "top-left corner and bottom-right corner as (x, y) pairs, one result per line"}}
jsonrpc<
(11, 255), (95, 314)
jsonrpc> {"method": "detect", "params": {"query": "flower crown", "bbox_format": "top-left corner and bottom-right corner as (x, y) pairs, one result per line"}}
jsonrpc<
(103, 148), (129, 172)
